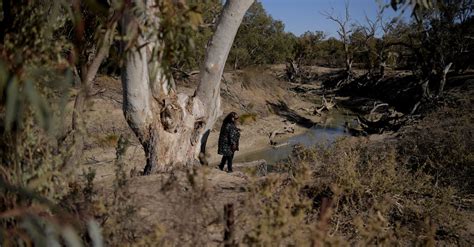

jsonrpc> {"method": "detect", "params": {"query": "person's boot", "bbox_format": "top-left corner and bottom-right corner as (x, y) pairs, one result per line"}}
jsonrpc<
(218, 156), (226, 171)
(227, 161), (233, 173)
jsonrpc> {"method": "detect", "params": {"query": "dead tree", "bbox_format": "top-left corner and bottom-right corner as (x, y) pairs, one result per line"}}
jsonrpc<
(285, 59), (300, 82)
(314, 95), (336, 115)
(323, 1), (353, 78)
(358, 12), (381, 76)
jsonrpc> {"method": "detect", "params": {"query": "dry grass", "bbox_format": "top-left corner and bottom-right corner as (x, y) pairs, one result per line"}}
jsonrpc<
(2, 70), (472, 246)
(239, 113), (257, 125)
(295, 138), (466, 245)
(398, 106), (474, 193)
(94, 133), (120, 148)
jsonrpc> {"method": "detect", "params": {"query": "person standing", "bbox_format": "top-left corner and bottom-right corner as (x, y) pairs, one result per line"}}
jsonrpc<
(218, 112), (240, 173)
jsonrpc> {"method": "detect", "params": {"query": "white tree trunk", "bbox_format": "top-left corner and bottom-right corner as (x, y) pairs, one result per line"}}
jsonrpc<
(195, 0), (254, 159)
(121, 0), (254, 174)
(438, 62), (452, 96)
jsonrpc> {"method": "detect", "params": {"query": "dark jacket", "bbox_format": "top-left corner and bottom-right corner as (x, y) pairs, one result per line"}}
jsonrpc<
(218, 122), (240, 156)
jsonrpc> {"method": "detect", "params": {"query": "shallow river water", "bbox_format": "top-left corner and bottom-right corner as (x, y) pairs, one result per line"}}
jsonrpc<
(234, 109), (355, 164)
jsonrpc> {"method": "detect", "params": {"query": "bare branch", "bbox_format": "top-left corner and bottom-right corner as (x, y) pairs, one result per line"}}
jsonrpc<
(322, 2), (353, 74)
(84, 22), (117, 85)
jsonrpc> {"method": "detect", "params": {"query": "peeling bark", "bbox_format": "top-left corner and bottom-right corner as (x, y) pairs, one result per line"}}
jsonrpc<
(121, 0), (254, 174)
(195, 0), (254, 130)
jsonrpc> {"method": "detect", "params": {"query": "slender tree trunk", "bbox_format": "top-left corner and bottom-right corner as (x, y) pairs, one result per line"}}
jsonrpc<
(379, 60), (386, 77)
(233, 57), (238, 70)
(344, 42), (352, 75)
(66, 81), (88, 172)
(65, 23), (116, 172)
(437, 62), (452, 96)
(121, 0), (254, 174)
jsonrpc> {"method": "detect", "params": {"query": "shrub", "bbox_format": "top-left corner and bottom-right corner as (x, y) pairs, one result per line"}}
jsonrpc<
(293, 138), (466, 244)
(398, 106), (474, 193)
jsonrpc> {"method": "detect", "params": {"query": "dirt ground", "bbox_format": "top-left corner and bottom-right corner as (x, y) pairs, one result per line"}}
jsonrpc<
(80, 67), (325, 181)
(76, 67), (331, 244)
(76, 67), (473, 245)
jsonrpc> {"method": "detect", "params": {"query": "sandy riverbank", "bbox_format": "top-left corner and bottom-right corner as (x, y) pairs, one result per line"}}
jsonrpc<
(79, 68), (327, 180)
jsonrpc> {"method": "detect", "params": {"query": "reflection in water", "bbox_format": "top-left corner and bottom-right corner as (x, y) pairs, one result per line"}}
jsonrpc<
(234, 110), (354, 164)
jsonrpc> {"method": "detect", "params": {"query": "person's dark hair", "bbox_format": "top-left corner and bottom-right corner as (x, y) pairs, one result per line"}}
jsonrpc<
(222, 112), (238, 126)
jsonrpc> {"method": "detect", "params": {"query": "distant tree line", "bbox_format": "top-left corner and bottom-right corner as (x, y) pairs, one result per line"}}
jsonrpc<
(183, 0), (473, 78)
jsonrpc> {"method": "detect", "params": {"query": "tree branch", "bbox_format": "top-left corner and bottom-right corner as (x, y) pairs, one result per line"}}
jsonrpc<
(195, 0), (254, 130)
(84, 22), (117, 85)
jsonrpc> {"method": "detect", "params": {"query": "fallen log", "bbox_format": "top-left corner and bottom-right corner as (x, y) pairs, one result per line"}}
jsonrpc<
(344, 121), (367, 136)
(269, 122), (296, 145)
(369, 103), (388, 116)
(357, 114), (407, 134)
(313, 95), (336, 115)
(322, 95), (336, 111)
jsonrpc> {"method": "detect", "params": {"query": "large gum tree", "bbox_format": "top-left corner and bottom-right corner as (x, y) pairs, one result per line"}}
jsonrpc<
(121, 0), (254, 174)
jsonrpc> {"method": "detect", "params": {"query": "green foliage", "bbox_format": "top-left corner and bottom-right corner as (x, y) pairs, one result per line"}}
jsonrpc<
(0, 0), (74, 132)
(184, 0), (223, 69)
(101, 135), (141, 245)
(153, 0), (203, 72)
(350, 27), (377, 71)
(227, 1), (296, 68)
(242, 175), (314, 245)
(119, 0), (209, 79)
(389, 0), (444, 17)
(0, 1), (107, 245)
(0, 112), (102, 246)
(386, 0), (474, 81)
(294, 31), (327, 65)
(314, 38), (346, 67)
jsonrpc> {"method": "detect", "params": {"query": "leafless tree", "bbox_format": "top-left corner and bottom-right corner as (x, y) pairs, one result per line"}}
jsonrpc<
(322, 1), (354, 75)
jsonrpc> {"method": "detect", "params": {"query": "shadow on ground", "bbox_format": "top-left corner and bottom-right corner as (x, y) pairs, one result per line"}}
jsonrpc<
(266, 100), (316, 128)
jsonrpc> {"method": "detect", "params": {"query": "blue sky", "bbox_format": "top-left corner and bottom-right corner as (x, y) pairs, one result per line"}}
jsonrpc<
(259, 0), (408, 37)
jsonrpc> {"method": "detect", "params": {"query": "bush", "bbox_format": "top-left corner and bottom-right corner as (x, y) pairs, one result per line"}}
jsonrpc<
(398, 105), (474, 193)
(292, 137), (466, 244)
